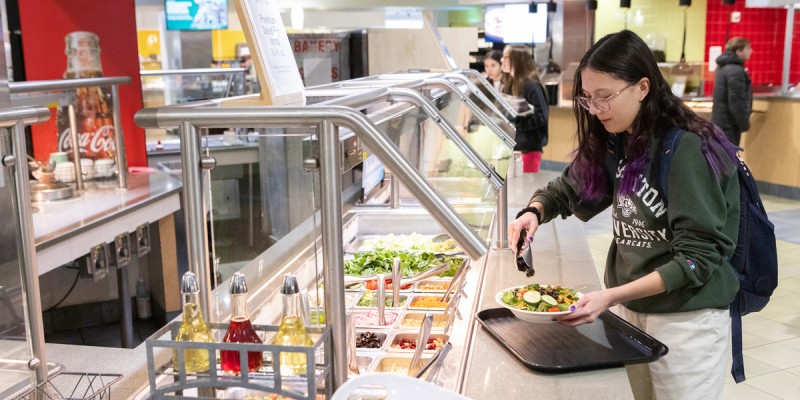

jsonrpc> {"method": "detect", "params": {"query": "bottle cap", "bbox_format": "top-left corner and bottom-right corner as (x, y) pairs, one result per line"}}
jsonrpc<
(281, 274), (299, 295)
(229, 272), (248, 294)
(180, 272), (198, 294)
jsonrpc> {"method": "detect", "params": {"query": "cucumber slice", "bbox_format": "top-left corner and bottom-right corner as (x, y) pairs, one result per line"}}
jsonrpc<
(541, 294), (558, 306)
(522, 291), (541, 305)
(558, 303), (571, 312)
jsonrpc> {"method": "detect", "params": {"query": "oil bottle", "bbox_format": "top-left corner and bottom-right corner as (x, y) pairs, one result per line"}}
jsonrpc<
(220, 272), (264, 374)
(272, 274), (314, 376)
(173, 272), (214, 373)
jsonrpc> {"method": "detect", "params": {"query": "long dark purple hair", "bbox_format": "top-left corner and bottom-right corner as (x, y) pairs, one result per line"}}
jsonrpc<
(570, 30), (738, 202)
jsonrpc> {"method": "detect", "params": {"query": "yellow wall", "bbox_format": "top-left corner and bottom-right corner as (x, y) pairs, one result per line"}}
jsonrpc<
(594, 0), (706, 62)
(137, 29), (161, 60)
(212, 29), (248, 61)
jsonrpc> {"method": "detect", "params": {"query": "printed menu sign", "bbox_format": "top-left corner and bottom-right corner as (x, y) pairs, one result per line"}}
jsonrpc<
(234, 0), (305, 105)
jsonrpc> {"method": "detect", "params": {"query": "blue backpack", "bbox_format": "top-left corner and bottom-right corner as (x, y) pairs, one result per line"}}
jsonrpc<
(657, 128), (779, 384)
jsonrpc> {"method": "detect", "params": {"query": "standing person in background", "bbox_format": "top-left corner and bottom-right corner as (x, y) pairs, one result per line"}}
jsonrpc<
(502, 44), (549, 173)
(483, 50), (504, 91)
(712, 37), (753, 147)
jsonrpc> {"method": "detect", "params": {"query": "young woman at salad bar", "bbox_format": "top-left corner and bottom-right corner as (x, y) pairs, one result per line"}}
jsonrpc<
(509, 30), (741, 400)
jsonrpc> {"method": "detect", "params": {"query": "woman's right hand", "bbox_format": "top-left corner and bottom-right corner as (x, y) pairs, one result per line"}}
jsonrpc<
(508, 210), (540, 254)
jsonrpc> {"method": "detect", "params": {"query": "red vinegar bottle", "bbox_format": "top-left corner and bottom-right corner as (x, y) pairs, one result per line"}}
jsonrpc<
(220, 272), (263, 374)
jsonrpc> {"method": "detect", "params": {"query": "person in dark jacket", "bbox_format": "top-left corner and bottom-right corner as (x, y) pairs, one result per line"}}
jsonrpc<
(711, 37), (753, 146)
(501, 44), (549, 173)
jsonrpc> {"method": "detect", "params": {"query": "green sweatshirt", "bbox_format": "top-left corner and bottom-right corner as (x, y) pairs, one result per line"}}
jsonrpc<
(531, 132), (740, 313)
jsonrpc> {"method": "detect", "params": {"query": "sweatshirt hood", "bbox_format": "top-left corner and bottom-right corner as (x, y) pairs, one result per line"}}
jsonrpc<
(716, 50), (743, 67)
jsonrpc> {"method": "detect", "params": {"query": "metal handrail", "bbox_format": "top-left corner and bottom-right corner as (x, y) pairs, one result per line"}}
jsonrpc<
(134, 103), (490, 390)
(309, 86), (504, 189)
(134, 106), (488, 259)
(140, 68), (246, 76)
(422, 78), (516, 148)
(0, 105), (52, 389)
(0, 106), (51, 127)
(444, 73), (509, 122)
(453, 69), (521, 119)
(9, 76), (131, 93)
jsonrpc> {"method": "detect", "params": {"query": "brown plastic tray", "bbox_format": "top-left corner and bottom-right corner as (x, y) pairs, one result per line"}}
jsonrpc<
(476, 308), (668, 373)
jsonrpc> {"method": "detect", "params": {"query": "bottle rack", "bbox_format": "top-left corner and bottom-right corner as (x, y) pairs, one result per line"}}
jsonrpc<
(145, 322), (331, 399)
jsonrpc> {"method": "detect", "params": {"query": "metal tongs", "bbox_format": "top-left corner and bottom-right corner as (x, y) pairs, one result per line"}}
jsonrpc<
(346, 312), (359, 375)
(440, 258), (468, 302)
(515, 228), (535, 277)
(415, 342), (453, 382)
(408, 312), (434, 377)
(392, 257), (401, 307)
(377, 274), (386, 326)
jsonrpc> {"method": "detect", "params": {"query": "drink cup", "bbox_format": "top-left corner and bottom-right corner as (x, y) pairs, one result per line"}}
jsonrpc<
(54, 161), (76, 183)
(49, 152), (68, 167)
(94, 158), (115, 178)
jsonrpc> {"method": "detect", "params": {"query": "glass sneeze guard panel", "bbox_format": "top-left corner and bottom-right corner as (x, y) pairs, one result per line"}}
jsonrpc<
(364, 101), (499, 243)
(199, 127), (330, 327)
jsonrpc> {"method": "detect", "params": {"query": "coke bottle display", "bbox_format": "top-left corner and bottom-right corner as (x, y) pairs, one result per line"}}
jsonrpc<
(272, 274), (314, 376)
(58, 31), (116, 162)
(173, 272), (214, 373)
(220, 273), (263, 374)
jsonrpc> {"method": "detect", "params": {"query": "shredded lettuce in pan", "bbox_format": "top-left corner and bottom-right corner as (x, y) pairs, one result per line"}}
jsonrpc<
(344, 249), (464, 278)
(359, 233), (461, 253)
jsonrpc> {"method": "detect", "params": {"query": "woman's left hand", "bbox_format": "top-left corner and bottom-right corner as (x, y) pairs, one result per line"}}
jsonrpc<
(554, 290), (615, 326)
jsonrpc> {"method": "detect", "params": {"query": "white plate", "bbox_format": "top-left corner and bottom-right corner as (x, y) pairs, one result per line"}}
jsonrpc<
(495, 285), (581, 323)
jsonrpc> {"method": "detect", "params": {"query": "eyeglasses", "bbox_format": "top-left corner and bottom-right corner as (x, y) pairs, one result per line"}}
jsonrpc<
(575, 82), (637, 112)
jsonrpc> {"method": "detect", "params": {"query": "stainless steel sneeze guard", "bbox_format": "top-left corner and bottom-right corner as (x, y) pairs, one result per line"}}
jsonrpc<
(310, 86), (504, 189)
(134, 102), (491, 390)
(9, 76), (132, 190)
(0, 106), (53, 389)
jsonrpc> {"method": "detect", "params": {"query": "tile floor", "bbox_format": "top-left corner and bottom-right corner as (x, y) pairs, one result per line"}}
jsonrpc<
(583, 194), (800, 400)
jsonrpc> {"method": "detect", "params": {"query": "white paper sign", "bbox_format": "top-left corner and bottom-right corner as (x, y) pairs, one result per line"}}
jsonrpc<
(708, 46), (722, 72)
(302, 57), (332, 87)
(235, 0), (305, 105)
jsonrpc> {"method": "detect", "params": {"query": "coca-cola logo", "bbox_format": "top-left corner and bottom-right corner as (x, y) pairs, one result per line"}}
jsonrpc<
(58, 125), (116, 156)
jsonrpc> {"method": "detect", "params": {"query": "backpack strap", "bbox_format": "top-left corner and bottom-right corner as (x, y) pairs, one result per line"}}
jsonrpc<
(656, 127), (748, 383)
(655, 128), (686, 208)
(731, 295), (746, 382)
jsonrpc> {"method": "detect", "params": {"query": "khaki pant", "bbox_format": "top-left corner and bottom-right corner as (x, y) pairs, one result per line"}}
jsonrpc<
(615, 306), (730, 400)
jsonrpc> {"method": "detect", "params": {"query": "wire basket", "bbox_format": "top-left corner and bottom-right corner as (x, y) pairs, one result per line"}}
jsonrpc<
(146, 322), (331, 400)
(14, 372), (122, 400)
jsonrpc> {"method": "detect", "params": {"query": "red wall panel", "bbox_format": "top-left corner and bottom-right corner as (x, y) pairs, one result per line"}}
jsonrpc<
(18, 0), (145, 167)
(705, 3), (800, 95)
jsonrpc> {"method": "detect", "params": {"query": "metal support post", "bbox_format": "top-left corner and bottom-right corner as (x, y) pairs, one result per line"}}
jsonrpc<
(179, 121), (212, 322)
(8, 122), (48, 385)
(493, 174), (508, 249)
(67, 104), (85, 190)
(117, 264), (134, 348)
(390, 172), (400, 208)
(782, 5), (795, 94)
(111, 84), (128, 189)
(318, 120), (348, 391)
